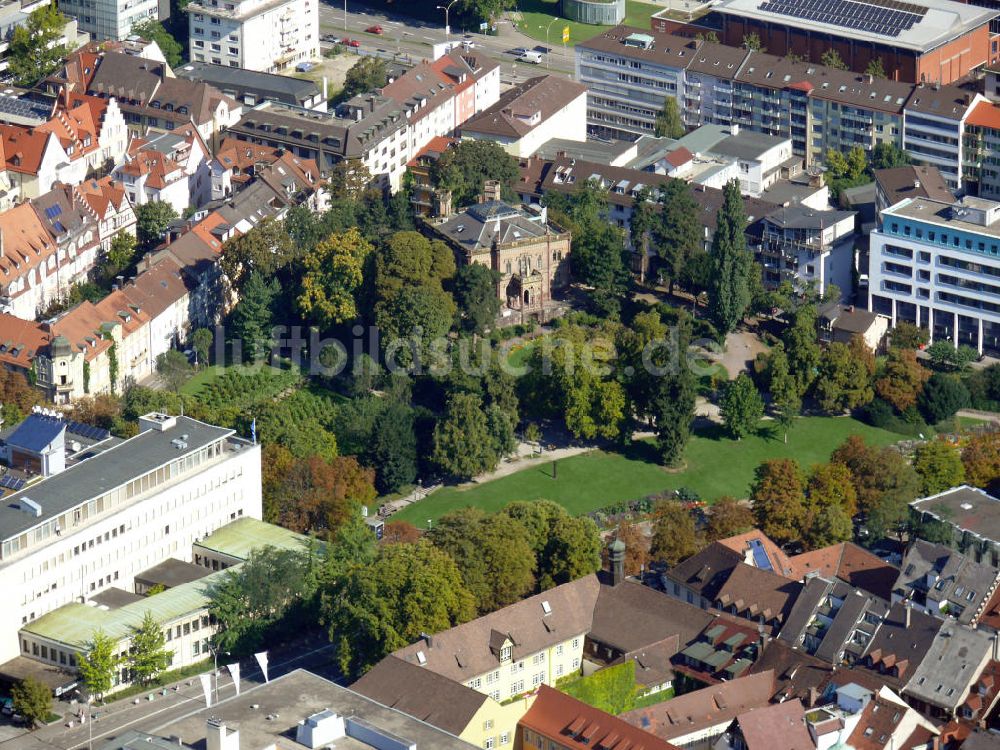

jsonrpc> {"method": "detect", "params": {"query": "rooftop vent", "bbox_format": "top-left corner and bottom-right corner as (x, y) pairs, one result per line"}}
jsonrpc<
(19, 497), (41, 517)
(541, 600), (552, 615)
(416, 650), (427, 665)
(295, 710), (345, 749)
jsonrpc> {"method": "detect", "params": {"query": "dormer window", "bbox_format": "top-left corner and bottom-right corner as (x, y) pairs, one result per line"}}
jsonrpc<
(500, 645), (512, 662)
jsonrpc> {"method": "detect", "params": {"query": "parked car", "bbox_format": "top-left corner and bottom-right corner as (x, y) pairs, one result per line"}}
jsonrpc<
(510, 47), (529, 56)
(341, 37), (360, 47)
(366, 24), (383, 34)
(1, 697), (13, 715)
(518, 50), (543, 64)
(296, 62), (314, 72)
(321, 34), (339, 43)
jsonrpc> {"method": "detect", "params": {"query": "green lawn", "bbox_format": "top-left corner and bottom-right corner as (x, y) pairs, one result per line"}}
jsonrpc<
(392, 416), (902, 524)
(515, 0), (663, 47)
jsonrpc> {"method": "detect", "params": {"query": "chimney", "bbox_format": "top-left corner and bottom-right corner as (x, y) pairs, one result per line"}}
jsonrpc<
(482, 179), (501, 202)
(420, 632), (434, 649)
(608, 538), (626, 587)
(905, 600), (911, 628)
(436, 189), (452, 218)
(206, 719), (239, 750)
(914, 179), (921, 190)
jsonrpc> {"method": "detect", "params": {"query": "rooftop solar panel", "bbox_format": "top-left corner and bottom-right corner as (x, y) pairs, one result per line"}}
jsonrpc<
(758, 0), (923, 37)
(749, 539), (774, 571)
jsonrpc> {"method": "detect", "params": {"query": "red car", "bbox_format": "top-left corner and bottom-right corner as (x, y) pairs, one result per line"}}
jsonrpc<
(341, 37), (360, 47)
(366, 24), (383, 34)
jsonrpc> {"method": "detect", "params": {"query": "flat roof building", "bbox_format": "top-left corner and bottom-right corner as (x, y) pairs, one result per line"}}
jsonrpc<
(911, 485), (1000, 565)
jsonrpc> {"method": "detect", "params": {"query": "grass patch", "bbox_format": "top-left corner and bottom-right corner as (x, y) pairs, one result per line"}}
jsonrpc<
(632, 687), (676, 710)
(515, 0), (662, 48)
(392, 416), (901, 524)
(104, 658), (213, 702)
(180, 364), (297, 397)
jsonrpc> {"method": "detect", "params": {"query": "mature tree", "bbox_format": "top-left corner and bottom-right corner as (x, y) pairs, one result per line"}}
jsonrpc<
(650, 500), (701, 566)
(629, 186), (657, 268)
(8, 3), (69, 86)
(767, 343), (801, 442)
(782, 305), (821, 396)
(806, 462), (858, 524)
(321, 540), (475, 677)
(914, 439), (965, 495)
(210, 546), (317, 654)
(614, 520), (651, 576)
(427, 508), (535, 613)
(920, 373), (970, 424)
(458, 0), (516, 23)
(750, 459), (805, 545)
(229, 271), (279, 362)
(431, 140), (519, 207)
(369, 402), (418, 493)
(871, 142), (910, 169)
(814, 341), (874, 413)
(11, 677), (52, 727)
(156, 349), (192, 393)
(706, 497), (755, 542)
(130, 19), (182, 67)
(343, 56), (389, 98)
(804, 503), (853, 549)
(653, 180), (701, 293)
(454, 263), (500, 334)
(709, 180), (755, 333)
(432, 392), (498, 479)
(266, 453), (376, 534)
(129, 611), (172, 686)
(191, 327), (213, 367)
(742, 32), (762, 51)
(654, 96), (684, 138)
(890, 321), (929, 349)
(541, 514), (602, 589)
(720, 373), (764, 440)
(104, 231), (138, 279)
(298, 227), (373, 328)
(502, 500), (567, 557)
(220, 218), (297, 293)
(382, 520), (422, 544)
(831, 436), (920, 519)
(820, 48), (848, 69)
(926, 340), (979, 372)
(326, 159), (373, 201)
(962, 432), (1000, 490)
(135, 201), (178, 250)
(639, 314), (696, 465)
(876, 348), (929, 412)
(77, 630), (120, 700)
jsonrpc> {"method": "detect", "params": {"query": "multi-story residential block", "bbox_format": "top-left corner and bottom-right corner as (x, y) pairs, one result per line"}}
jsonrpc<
(874, 165), (954, 220)
(756, 206), (857, 298)
(117, 124), (212, 212)
(0, 317), (87, 404)
(903, 84), (985, 189)
(869, 194), (1000, 353)
(460, 75), (587, 158)
(185, 0), (318, 73)
(426, 185), (571, 320)
(963, 97), (1000, 199)
(712, 0), (998, 85)
(210, 138), (326, 210)
(910, 485), (1000, 566)
(176, 60), (327, 110)
(0, 412), (262, 665)
(58, 0), (158, 41)
(0, 0), (88, 75)
(77, 176), (137, 254)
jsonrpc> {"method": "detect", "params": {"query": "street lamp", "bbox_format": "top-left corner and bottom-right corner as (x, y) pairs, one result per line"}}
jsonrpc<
(540, 17), (558, 69)
(436, 0), (459, 37)
(211, 647), (229, 706)
(343, 0), (347, 31)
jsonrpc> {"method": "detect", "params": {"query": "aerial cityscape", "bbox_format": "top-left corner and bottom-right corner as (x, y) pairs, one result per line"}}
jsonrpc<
(3, 0), (1000, 748)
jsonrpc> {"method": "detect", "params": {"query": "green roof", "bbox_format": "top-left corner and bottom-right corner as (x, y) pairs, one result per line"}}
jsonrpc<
(704, 625), (727, 640)
(680, 641), (716, 661)
(193, 517), (318, 560)
(23, 567), (232, 650)
(724, 658), (752, 678)
(704, 650), (732, 668)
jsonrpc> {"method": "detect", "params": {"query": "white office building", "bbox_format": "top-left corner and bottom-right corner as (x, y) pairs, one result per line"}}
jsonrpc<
(186, 0), (318, 73)
(58, 0), (157, 41)
(870, 195), (1000, 355)
(0, 412), (261, 665)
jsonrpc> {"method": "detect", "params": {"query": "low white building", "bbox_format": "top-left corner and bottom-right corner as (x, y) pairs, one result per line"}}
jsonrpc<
(185, 0), (318, 73)
(461, 75), (588, 158)
(0, 413), (262, 666)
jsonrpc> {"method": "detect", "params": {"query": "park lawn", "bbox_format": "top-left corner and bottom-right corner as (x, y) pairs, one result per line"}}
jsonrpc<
(392, 416), (901, 525)
(179, 363), (297, 397)
(516, 0), (662, 48)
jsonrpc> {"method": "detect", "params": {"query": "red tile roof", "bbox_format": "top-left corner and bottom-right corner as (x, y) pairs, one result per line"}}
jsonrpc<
(716, 530), (795, 578)
(521, 685), (681, 750)
(0, 203), (59, 293)
(734, 699), (812, 750)
(76, 176), (129, 219)
(0, 313), (53, 370)
(967, 99), (1000, 130)
(789, 542), (898, 600)
(0, 125), (53, 175)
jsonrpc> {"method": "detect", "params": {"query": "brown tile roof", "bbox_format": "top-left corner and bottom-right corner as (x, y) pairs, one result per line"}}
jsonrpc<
(734, 698), (813, 750)
(874, 165), (954, 206)
(462, 75), (587, 139)
(0, 125), (54, 175)
(391, 575), (601, 684)
(0, 203), (59, 292)
(858, 603), (941, 688)
(903, 83), (979, 123)
(979, 586), (1000, 631)
(664, 542), (744, 601)
(847, 692), (920, 750)
(350, 655), (488, 736)
(118, 259), (190, 320)
(522, 684), (680, 750)
(714, 563), (803, 631)
(0, 314), (53, 370)
(788, 542), (898, 601)
(716, 530), (796, 578)
(590, 580), (716, 654)
(621, 635), (679, 691)
(620, 671), (775, 741)
(748, 640), (833, 705)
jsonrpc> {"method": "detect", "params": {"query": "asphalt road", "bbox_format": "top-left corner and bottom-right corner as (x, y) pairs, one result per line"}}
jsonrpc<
(0, 634), (341, 750)
(318, 1), (576, 81)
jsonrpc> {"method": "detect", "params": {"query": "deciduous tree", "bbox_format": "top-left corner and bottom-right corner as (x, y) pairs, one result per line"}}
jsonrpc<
(191, 328), (213, 367)
(369, 401), (418, 493)
(813, 341), (874, 413)
(220, 218), (297, 293)
(820, 48), (848, 69)
(709, 180), (755, 334)
(962, 432), (1000, 490)
(706, 497), (755, 542)
(298, 227), (374, 328)
(342, 56), (389, 98)
(914, 439), (965, 495)
(613, 521), (651, 575)
(430, 140), (518, 207)
(654, 96), (684, 138)
(11, 677), (51, 727)
(719, 373), (763, 440)
(653, 181), (701, 294)
(650, 500), (701, 566)
(432, 392), (498, 479)
(129, 611), (172, 686)
(876, 348), (929, 412)
(156, 349), (192, 393)
(77, 630), (120, 700)
(920, 372), (970, 424)
(130, 19), (183, 67)
(135, 201), (178, 250)
(454, 263), (500, 334)
(750, 459), (805, 545)
(8, 3), (69, 87)
(229, 271), (279, 362)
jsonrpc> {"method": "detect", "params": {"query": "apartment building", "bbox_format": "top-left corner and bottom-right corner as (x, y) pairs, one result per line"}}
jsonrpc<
(58, 0), (158, 41)
(0, 0), (88, 73)
(0, 412), (262, 665)
(185, 0), (318, 73)
(903, 84), (985, 189)
(869, 195), (1000, 353)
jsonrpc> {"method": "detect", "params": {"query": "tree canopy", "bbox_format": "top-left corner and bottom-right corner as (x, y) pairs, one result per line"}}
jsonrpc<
(431, 140), (519, 207)
(9, 3), (69, 87)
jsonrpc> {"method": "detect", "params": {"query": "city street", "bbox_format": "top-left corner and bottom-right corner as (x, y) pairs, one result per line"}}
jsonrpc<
(317, 1), (576, 82)
(0, 635), (341, 750)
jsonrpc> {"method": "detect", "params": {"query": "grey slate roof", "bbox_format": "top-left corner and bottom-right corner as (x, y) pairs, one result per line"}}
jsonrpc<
(176, 61), (319, 107)
(434, 201), (551, 254)
(903, 621), (995, 711)
(0, 417), (233, 543)
(911, 485), (1000, 545)
(860, 602), (942, 687)
(763, 206), (856, 231)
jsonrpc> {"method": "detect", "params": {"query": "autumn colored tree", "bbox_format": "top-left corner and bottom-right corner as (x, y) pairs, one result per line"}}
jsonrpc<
(706, 497), (755, 542)
(751, 459), (806, 545)
(806, 462), (858, 520)
(0, 367), (41, 425)
(962, 431), (1000, 490)
(297, 227), (374, 327)
(913, 439), (965, 495)
(649, 500), (702, 566)
(382, 520), (422, 545)
(613, 520), (651, 576)
(876, 348), (929, 412)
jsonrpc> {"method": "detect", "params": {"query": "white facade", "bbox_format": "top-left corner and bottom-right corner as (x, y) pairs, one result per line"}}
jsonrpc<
(463, 90), (588, 159)
(870, 195), (1000, 355)
(59, 0), (158, 41)
(0, 414), (262, 664)
(903, 95), (987, 190)
(187, 0), (318, 73)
